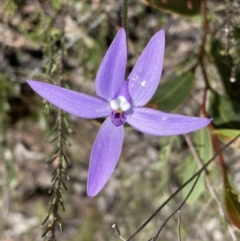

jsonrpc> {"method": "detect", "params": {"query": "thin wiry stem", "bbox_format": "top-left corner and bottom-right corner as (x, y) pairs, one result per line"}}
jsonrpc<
(177, 210), (181, 241)
(153, 173), (201, 241)
(121, 0), (128, 38)
(126, 133), (240, 241)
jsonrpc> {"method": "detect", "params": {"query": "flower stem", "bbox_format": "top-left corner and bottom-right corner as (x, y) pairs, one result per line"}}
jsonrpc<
(121, 0), (128, 38)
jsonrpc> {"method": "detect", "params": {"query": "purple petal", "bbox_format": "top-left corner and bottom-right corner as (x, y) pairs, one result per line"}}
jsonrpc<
(27, 80), (111, 118)
(128, 30), (165, 106)
(126, 107), (212, 136)
(95, 28), (127, 100)
(87, 117), (123, 196)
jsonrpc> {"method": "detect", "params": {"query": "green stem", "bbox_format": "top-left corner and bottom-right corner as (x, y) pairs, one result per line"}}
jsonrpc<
(121, 0), (128, 38)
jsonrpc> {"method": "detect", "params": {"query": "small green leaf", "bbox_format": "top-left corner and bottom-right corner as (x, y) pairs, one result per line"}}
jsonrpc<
(49, 135), (59, 143)
(215, 129), (240, 139)
(49, 190), (56, 203)
(224, 177), (240, 230)
(48, 203), (54, 213)
(62, 136), (71, 146)
(51, 170), (59, 182)
(63, 116), (75, 134)
(47, 119), (58, 137)
(194, 127), (213, 161)
(46, 154), (58, 164)
(210, 39), (240, 103)
(41, 214), (50, 226)
(150, 71), (194, 112)
(214, 129), (240, 149)
(182, 155), (205, 204)
(52, 167), (58, 177)
(209, 92), (240, 129)
(62, 180), (68, 191)
(49, 183), (56, 194)
(143, 0), (201, 16)
(62, 154), (70, 167)
(182, 127), (213, 204)
(60, 198), (65, 211)
(41, 227), (51, 238)
(57, 219), (63, 232)
(61, 166), (66, 174)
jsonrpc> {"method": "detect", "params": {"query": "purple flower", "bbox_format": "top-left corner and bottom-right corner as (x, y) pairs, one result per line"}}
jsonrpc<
(27, 28), (211, 197)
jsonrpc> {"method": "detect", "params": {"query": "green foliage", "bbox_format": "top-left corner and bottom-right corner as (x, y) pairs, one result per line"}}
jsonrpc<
(180, 127), (213, 204)
(233, 26), (240, 39)
(0, 73), (10, 119)
(209, 92), (240, 129)
(151, 136), (181, 191)
(210, 39), (240, 103)
(181, 155), (205, 204)
(50, 0), (62, 10)
(194, 127), (213, 162)
(224, 176), (240, 230)
(214, 129), (240, 148)
(143, 0), (201, 16)
(2, 0), (17, 17)
(151, 71), (194, 112)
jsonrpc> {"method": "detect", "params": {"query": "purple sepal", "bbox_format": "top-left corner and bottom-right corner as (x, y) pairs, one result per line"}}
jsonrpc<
(126, 107), (212, 136)
(128, 30), (165, 106)
(87, 117), (124, 196)
(95, 28), (127, 100)
(27, 80), (111, 119)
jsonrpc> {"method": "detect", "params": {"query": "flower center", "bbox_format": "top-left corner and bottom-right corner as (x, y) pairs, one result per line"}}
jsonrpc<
(110, 96), (131, 112)
(110, 96), (131, 127)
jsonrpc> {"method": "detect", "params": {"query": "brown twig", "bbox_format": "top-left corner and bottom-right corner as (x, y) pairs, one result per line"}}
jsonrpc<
(200, 62), (227, 178)
(198, 0), (227, 178)
(198, 0), (209, 63)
